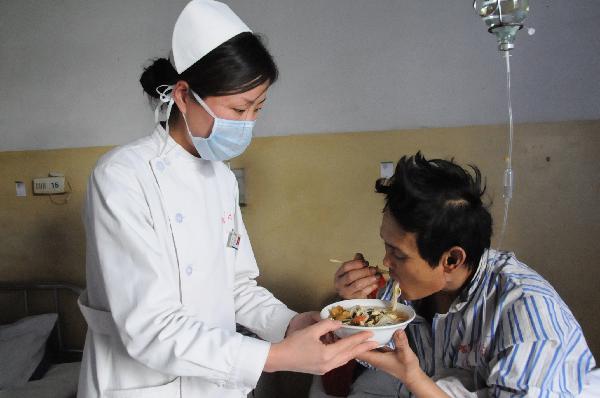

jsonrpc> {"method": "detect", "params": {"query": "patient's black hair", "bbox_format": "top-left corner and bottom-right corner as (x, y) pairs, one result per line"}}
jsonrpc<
(375, 152), (492, 270)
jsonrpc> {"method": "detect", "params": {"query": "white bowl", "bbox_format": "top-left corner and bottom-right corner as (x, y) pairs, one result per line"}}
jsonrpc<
(320, 299), (416, 346)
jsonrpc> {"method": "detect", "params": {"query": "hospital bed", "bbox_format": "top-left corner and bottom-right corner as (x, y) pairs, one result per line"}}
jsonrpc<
(0, 282), (297, 398)
(0, 282), (84, 398)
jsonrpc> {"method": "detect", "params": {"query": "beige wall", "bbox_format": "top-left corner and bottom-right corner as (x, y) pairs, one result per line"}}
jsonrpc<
(233, 120), (600, 360)
(0, 147), (110, 285)
(0, 146), (111, 348)
(1, 121), (599, 360)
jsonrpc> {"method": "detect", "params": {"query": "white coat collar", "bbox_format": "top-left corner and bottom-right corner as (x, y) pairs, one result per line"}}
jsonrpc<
(152, 124), (212, 164)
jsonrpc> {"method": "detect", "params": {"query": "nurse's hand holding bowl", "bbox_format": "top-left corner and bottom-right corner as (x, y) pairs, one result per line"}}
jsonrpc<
(78, 2), (377, 398)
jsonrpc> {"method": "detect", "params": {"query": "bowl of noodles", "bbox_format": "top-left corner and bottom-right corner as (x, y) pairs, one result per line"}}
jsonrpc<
(320, 299), (415, 346)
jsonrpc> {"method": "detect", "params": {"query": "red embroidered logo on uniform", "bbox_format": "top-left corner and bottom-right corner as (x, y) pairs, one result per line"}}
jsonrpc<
(458, 344), (471, 353)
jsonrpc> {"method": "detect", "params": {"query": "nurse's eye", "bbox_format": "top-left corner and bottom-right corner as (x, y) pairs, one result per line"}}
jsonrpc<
(233, 108), (246, 114)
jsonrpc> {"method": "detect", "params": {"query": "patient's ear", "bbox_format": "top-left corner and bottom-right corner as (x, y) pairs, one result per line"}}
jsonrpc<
(441, 247), (467, 272)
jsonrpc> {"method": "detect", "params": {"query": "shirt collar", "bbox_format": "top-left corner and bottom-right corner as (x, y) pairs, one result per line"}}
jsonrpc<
(449, 248), (492, 312)
(152, 125), (207, 164)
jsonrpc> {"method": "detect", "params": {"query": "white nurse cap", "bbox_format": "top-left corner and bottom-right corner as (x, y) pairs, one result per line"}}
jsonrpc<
(172, 0), (252, 74)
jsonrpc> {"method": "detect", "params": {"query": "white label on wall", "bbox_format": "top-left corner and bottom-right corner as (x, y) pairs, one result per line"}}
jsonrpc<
(32, 176), (65, 194)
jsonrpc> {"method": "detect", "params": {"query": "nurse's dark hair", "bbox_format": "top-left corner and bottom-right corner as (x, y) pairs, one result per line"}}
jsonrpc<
(140, 32), (278, 102)
(375, 152), (492, 270)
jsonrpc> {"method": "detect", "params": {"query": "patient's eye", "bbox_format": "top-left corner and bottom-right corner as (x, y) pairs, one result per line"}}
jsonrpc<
(385, 243), (406, 262)
(394, 253), (407, 261)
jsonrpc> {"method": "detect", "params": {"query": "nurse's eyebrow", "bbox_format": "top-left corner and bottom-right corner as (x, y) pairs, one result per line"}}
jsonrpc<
(237, 96), (267, 106)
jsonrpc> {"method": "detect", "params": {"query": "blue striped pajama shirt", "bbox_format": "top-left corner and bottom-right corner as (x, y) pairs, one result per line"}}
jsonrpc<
(375, 249), (595, 397)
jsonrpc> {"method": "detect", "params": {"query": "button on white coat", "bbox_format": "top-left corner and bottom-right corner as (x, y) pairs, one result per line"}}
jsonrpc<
(175, 213), (184, 223)
(185, 265), (193, 276)
(156, 161), (165, 171)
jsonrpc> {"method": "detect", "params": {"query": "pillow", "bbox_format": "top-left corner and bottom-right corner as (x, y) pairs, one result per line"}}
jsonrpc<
(0, 313), (58, 390)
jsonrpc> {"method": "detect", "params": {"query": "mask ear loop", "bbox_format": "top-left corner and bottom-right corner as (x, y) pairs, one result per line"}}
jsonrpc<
(181, 112), (197, 142)
(179, 90), (208, 148)
(155, 85), (176, 157)
(191, 91), (217, 119)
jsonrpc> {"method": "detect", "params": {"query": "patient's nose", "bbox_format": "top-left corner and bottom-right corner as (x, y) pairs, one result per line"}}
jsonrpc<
(382, 255), (392, 269)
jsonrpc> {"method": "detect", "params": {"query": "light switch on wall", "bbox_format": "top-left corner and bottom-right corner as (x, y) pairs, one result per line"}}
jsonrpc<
(380, 162), (394, 178)
(15, 181), (26, 197)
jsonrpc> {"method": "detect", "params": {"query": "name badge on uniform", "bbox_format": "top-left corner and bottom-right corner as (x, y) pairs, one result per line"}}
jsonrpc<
(227, 229), (241, 250)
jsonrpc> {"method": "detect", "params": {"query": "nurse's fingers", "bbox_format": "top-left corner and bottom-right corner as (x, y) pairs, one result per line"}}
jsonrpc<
(310, 311), (323, 323)
(330, 340), (379, 369)
(326, 330), (374, 353)
(308, 319), (343, 338)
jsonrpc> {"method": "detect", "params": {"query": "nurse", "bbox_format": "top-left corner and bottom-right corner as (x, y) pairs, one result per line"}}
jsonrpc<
(77, 1), (377, 397)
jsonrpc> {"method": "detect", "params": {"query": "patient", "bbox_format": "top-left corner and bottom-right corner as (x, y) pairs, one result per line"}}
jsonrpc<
(329, 152), (595, 397)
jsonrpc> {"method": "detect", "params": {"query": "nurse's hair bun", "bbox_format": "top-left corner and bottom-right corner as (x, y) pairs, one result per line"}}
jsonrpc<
(139, 58), (180, 99)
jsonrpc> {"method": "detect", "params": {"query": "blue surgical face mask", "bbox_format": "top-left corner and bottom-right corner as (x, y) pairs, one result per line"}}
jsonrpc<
(181, 91), (255, 161)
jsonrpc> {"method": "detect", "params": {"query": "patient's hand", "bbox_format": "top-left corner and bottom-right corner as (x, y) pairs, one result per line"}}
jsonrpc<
(358, 330), (450, 397)
(357, 330), (421, 385)
(334, 253), (379, 299)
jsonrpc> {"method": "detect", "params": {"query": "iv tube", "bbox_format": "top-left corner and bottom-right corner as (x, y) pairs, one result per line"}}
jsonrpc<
(498, 50), (514, 249)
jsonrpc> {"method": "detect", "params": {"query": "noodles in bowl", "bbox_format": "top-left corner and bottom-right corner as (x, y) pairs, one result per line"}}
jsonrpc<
(320, 299), (415, 346)
(328, 304), (409, 327)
